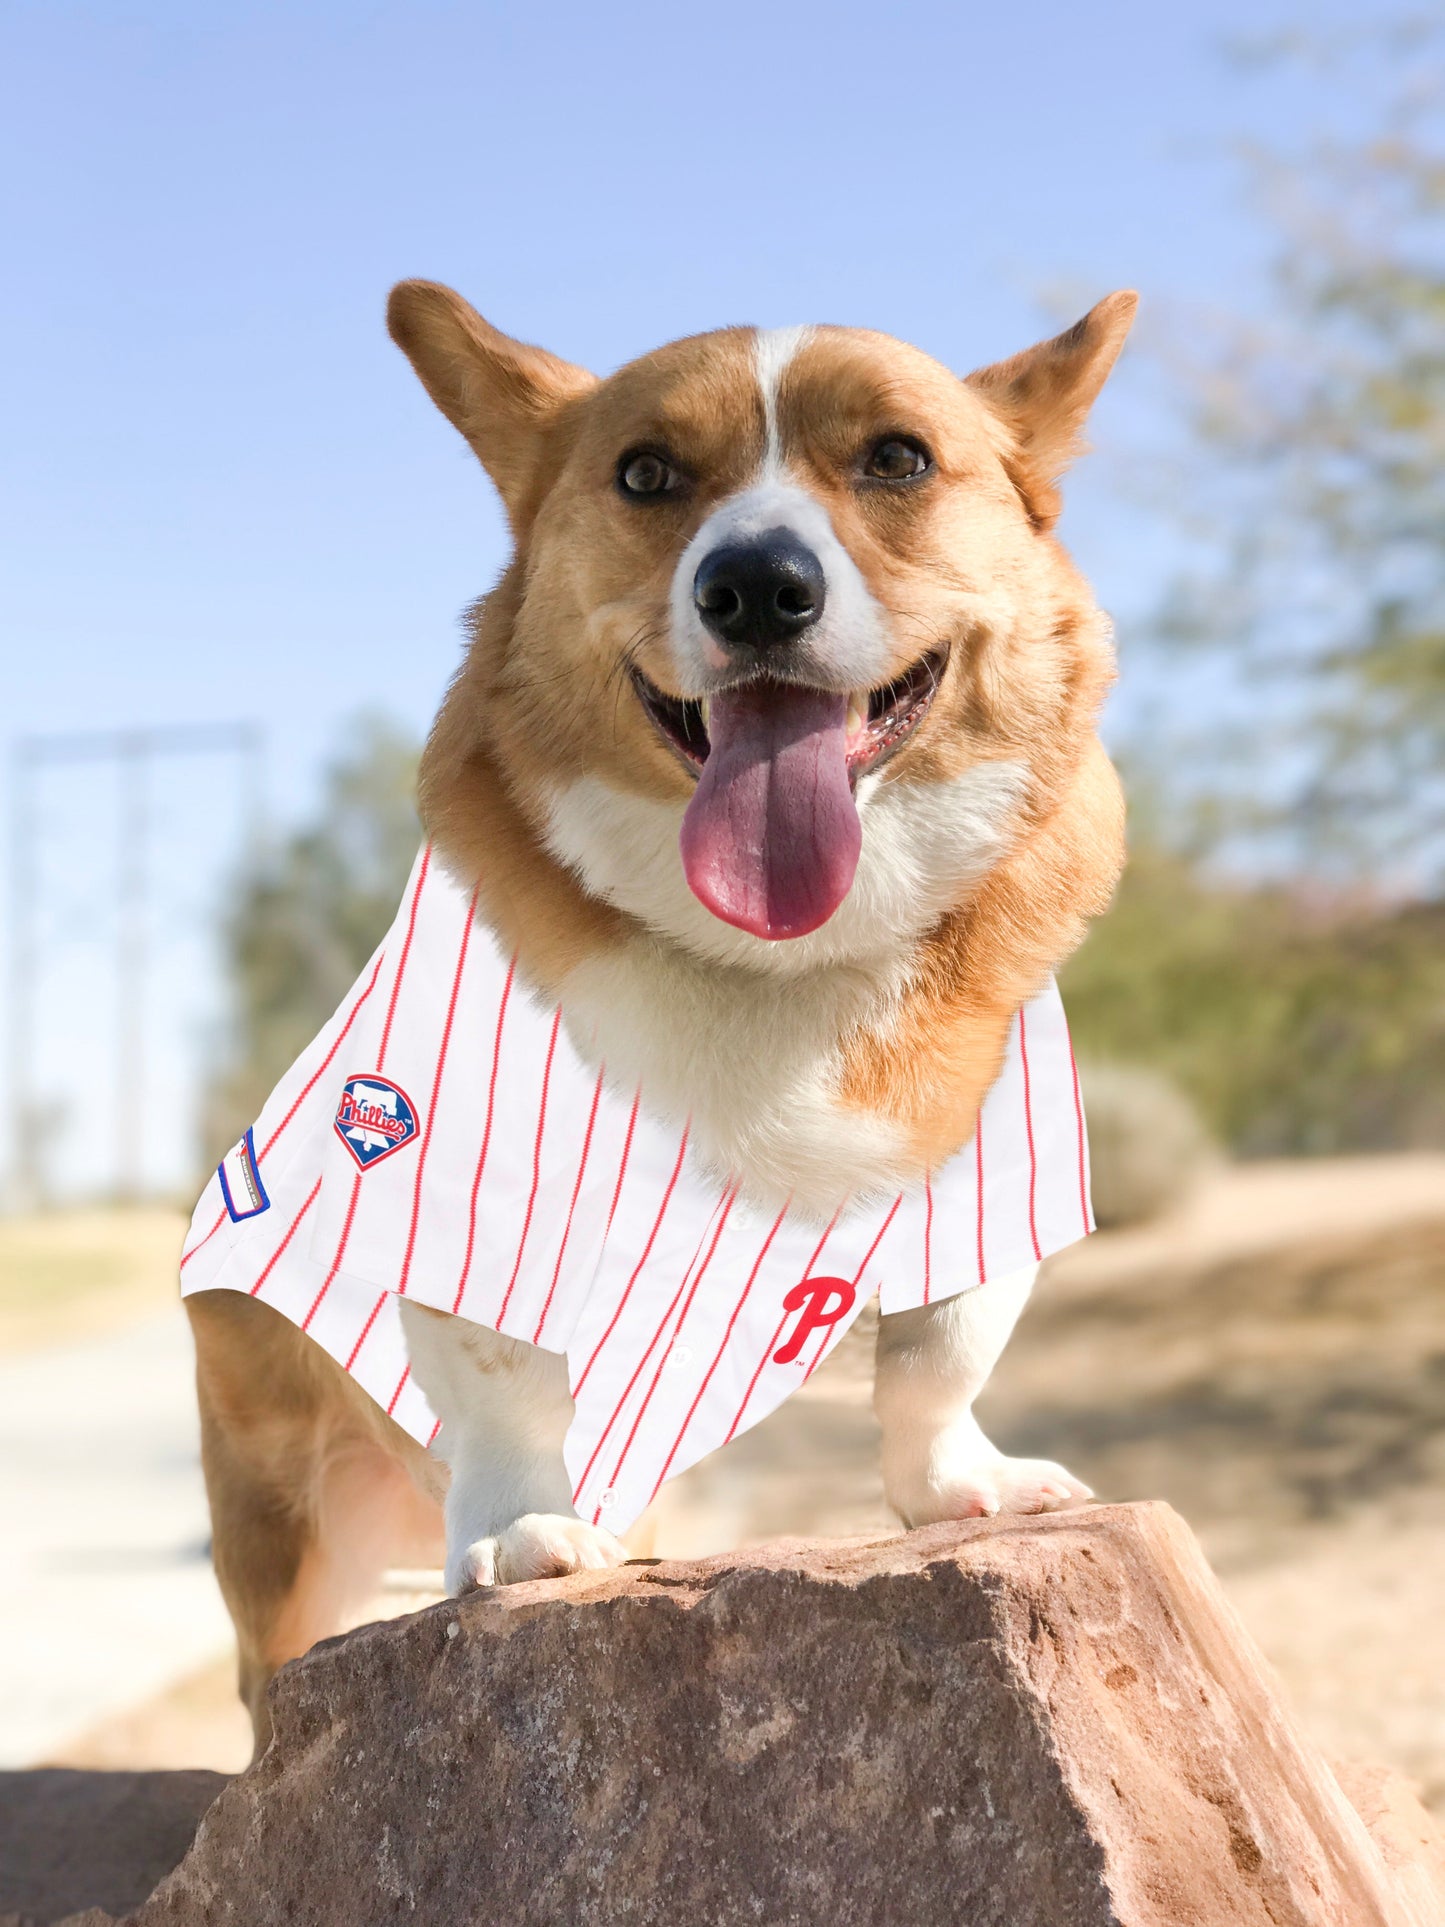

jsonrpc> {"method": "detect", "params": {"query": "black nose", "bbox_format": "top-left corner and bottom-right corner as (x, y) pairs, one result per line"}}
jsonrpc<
(693, 528), (826, 652)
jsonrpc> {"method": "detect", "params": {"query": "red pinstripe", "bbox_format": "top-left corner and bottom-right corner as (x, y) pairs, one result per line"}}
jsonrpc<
(1069, 1039), (1090, 1234)
(923, 1175), (934, 1304)
(532, 1065), (605, 1346)
(570, 1172), (716, 1501)
(494, 1005), (562, 1331)
(731, 1306), (794, 1438)
(570, 1124), (688, 1399)
(344, 1290), (389, 1372)
(376, 845), (430, 1070)
(802, 1194), (901, 1380)
(450, 954), (516, 1315)
(426, 1417), (442, 1448)
(724, 1207), (841, 1444)
(303, 1173), (362, 1331)
(247, 1178), (322, 1299)
(601, 1092), (641, 1249)
(975, 1113), (987, 1285)
(180, 948), (388, 1270)
(386, 1364), (410, 1416)
(593, 1189), (737, 1520)
(1018, 1007), (1043, 1262)
(645, 1200), (790, 1505)
(299, 854), (430, 1336)
(396, 886), (478, 1297)
(856, 1192), (902, 1282)
(258, 950), (389, 1162)
(180, 1207), (230, 1275)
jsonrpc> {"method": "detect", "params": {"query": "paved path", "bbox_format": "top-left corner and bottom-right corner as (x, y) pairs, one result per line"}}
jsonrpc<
(0, 1308), (233, 1766)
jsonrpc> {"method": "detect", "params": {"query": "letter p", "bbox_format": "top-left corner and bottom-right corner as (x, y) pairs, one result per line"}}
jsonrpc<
(772, 1275), (857, 1366)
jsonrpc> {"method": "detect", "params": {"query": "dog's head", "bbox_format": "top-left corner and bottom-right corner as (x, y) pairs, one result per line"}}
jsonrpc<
(390, 285), (1134, 973)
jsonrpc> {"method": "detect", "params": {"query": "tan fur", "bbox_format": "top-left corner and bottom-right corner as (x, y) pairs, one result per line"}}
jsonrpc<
(400, 284), (1131, 1169)
(187, 1290), (446, 1755)
(420, 589), (627, 984)
(841, 739), (1124, 1165)
(202, 284), (1133, 1743)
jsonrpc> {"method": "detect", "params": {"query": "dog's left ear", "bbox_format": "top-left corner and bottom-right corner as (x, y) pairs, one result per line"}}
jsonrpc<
(387, 280), (597, 527)
(966, 291), (1137, 530)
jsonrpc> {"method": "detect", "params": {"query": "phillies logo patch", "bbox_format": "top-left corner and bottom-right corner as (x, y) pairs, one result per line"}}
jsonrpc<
(334, 1074), (421, 1171)
(772, 1275), (857, 1365)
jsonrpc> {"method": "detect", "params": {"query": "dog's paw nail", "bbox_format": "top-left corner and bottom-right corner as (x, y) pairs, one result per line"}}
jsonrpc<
(494, 1514), (628, 1585)
(452, 1541), (500, 1593)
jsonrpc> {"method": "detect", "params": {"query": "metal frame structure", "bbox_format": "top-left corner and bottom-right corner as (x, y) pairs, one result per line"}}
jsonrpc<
(5, 723), (263, 1209)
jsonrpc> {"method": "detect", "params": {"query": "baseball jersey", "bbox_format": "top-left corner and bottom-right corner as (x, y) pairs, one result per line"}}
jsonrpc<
(181, 845), (1094, 1532)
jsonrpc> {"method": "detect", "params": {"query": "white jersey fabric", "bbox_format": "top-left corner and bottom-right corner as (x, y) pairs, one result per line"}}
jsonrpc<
(182, 846), (1094, 1532)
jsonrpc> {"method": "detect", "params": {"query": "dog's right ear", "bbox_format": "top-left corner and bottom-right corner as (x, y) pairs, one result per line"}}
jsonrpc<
(966, 291), (1137, 532)
(387, 280), (597, 525)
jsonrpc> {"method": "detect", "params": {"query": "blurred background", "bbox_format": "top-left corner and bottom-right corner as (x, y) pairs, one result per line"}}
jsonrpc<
(2, 0), (1441, 1815)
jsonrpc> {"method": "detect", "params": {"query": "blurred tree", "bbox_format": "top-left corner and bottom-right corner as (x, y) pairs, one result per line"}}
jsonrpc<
(201, 715), (421, 1166)
(1151, 22), (1445, 879)
(198, 44), (1445, 1176)
(1069, 23), (1445, 1158)
(1063, 840), (1445, 1156)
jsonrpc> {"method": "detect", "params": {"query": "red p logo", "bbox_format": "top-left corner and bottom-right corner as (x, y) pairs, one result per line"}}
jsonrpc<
(772, 1275), (857, 1366)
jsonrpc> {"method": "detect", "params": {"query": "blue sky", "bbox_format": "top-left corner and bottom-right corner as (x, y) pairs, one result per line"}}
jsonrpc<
(1, 0), (1367, 1196)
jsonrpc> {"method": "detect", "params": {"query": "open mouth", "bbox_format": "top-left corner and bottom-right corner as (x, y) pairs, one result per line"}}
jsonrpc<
(631, 645), (947, 786)
(630, 647), (948, 943)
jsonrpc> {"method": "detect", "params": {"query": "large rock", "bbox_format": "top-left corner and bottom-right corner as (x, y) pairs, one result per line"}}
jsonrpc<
(117, 1502), (1439, 1926)
(1333, 1761), (1445, 1926)
(0, 1769), (225, 1926)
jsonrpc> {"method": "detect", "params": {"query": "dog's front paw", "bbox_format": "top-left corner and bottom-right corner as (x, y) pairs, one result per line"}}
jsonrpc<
(898, 1453), (1093, 1526)
(449, 1513), (628, 1593)
(884, 1414), (1093, 1528)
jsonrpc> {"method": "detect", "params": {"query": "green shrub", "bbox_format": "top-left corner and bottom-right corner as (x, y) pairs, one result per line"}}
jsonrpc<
(1081, 1061), (1218, 1228)
(1063, 843), (1445, 1157)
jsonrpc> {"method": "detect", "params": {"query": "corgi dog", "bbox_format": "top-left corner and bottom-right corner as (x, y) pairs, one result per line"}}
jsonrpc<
(186, 282), (1132, 1749)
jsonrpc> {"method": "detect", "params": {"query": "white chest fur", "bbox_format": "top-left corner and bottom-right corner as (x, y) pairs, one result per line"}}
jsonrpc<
(555, 934), (908, 1216)
(543, 761), (1028, 1214)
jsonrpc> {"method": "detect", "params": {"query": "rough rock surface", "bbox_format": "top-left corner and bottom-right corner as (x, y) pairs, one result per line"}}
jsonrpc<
(104, 1502), (1438, 1926)
(1333, 1760), (1445, 1926)
(0, 1769), (225, 1926)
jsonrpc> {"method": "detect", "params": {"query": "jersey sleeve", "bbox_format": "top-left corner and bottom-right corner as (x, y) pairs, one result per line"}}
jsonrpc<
(874, 979), (1092, 1316)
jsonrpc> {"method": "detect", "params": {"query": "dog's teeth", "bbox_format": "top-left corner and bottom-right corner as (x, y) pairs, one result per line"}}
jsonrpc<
(847, 695), (867, 740)
(700, 697), (711, 728)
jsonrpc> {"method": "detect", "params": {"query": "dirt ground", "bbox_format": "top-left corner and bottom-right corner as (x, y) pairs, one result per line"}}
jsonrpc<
(33, 1154), (1445, 1811)
(0, 1209), (183, 1352)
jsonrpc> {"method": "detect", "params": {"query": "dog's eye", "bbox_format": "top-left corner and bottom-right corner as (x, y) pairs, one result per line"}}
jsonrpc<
(865, 437), (932, 482)
(618, 450), (680, 498)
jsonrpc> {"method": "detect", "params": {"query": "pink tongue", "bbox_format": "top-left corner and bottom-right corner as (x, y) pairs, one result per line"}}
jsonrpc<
(679, 684), (861, 940)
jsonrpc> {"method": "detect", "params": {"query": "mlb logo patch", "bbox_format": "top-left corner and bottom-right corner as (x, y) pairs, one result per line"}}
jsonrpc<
(218, 1126), (270, 1222)
(334, 1074), (422, 1171)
